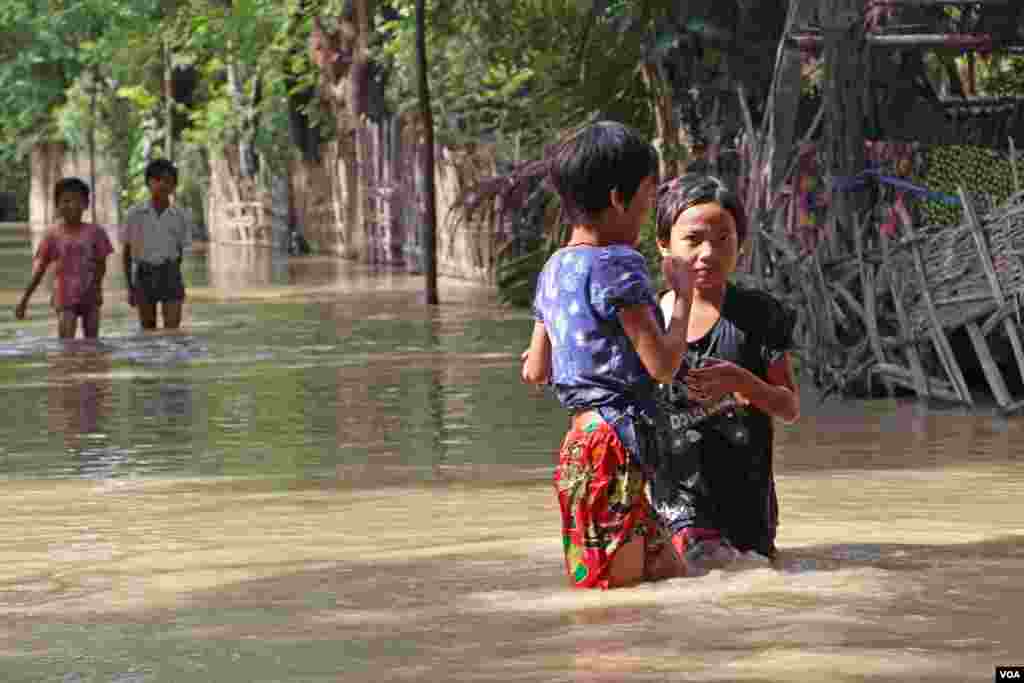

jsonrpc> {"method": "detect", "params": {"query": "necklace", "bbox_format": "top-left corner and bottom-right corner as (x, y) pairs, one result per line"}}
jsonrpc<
(689, 320), (723, 368)
(566, 241), (600, 247)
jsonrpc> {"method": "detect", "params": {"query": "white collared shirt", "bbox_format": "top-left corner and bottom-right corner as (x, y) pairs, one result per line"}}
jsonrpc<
(123, 202), (194, 265)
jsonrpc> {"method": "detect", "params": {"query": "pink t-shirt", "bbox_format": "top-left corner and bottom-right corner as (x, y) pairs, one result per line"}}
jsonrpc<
(36, 223), (114, 309)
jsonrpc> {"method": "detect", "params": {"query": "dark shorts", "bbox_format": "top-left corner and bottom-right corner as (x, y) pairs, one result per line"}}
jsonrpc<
(135, 261), (185, 304)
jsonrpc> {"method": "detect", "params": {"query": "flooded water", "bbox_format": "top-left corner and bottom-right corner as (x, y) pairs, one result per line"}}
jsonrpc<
(1, 223), (1021, 682)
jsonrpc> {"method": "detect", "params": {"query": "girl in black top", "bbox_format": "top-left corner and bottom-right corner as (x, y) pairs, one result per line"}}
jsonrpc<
(651, 174), (800, 573)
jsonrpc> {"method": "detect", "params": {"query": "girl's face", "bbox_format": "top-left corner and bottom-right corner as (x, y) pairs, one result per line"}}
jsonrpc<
(56, 191), (88, 225)
(659, 201), (739, 291)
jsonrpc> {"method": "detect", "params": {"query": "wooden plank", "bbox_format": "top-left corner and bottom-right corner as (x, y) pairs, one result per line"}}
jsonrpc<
(966, 321), (1012, 407)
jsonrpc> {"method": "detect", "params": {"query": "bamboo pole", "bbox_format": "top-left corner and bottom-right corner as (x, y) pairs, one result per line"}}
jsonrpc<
(966, 321), (1013, 407)
(906, 218), (974, 404)
(863, 0), (1012, 4)
(958, 186), (1024, 397)
(853, 212), (892, 395)
(872, 364), (961, 403)
(882, 232), (930, 398)
(790, 34), (1024, 51)
(1011, 137), (1021, 195)
(813, 247), (839, 346)
(982, 300), (1018, 336)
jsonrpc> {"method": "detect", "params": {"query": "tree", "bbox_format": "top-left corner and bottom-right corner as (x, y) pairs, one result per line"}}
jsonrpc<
(416, 0), (438, 304)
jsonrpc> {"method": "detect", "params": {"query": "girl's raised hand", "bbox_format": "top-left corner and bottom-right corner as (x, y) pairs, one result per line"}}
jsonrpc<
(662, 255), (694, 298)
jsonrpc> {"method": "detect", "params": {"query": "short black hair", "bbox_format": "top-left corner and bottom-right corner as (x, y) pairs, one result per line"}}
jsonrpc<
(548, 121), (658, 224)
(145, 158), (178, 183)
(53, 177), (90, 204)
(655, 174), (748, 245)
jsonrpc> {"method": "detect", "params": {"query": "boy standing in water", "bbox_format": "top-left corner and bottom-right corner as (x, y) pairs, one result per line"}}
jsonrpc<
(122, 158), (194, 330)
(521, 121), (695, 589)
(15, 178), (114, 339)
(650, 174), (800, 573)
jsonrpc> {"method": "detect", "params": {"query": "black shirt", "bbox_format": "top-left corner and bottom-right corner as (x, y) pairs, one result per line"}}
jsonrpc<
(650, 284), (796, 556)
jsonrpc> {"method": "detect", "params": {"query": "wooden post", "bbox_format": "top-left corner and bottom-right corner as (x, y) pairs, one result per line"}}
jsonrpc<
(416, 0), (438, 305)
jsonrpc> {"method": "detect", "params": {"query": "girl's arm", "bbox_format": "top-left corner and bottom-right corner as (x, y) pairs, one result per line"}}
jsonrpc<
(620, 291), (691, 384)
(522, 322), (552, 385)
(15, 257), (49, 318)
(94, 257), (108, 303)
(734, 353), (800, 423)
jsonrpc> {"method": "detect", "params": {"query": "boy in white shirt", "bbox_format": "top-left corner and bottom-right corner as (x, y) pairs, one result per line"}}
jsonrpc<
(122, 159), (194, 330)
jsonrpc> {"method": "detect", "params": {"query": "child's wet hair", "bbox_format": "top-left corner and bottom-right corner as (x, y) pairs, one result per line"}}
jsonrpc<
(145, 158), (178, 183)
(656, 174), (747, 244)
(53, 177), (90, 204)
(547, 121), (658, 224)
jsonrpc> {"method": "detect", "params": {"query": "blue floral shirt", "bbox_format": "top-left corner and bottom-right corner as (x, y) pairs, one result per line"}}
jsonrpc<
(532, 245), (663, 468)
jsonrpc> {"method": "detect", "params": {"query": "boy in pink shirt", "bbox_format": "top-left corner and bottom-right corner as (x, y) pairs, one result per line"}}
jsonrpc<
(15, 177), (114, 339)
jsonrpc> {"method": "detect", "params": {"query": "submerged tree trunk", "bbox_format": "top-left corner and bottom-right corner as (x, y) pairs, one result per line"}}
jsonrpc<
(309, 1), (375, 260)
(228, 57), (262, 179)
(416, 0), (438, 305)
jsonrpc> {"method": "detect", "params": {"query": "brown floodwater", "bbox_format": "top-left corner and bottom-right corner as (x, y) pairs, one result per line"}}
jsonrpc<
(0, 224), (1021, 682)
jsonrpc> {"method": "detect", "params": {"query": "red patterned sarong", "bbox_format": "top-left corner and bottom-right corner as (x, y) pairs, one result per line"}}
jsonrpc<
(554, 413), (667, 589)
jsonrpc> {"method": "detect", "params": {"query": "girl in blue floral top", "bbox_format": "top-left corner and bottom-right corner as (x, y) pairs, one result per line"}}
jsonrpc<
(522, 121), (696, 589)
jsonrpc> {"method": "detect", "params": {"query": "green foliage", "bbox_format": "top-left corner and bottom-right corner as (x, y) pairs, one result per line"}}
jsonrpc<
(0, 0), (318, 196)
(376, 0), (668, 160)
(976, 55), (1024, 97)
(495, 206), (664, 307)
(0, 155), (30, 221)
(0, 0), (166, 161)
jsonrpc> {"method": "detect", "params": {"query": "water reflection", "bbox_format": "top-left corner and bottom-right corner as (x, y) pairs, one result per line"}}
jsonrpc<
(45, 344), (112, 459)
(427, 310), (448, 478)
(205, 242), (290, 290)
